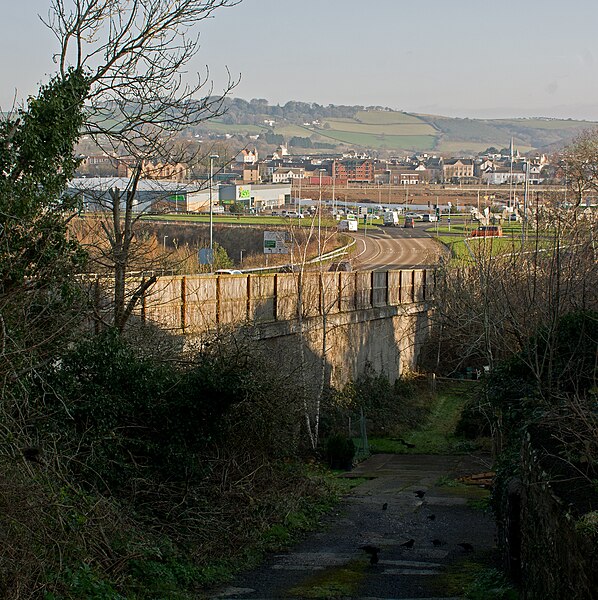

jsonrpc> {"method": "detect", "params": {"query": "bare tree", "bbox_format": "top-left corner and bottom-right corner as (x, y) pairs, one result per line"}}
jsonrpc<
(562, 128), (598, 208)
(46, 0), (240, 156)
(45, 0), (241, 328)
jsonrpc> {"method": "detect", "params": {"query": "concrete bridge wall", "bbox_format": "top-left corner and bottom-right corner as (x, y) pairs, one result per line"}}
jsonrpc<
(112, 269), (434, 387)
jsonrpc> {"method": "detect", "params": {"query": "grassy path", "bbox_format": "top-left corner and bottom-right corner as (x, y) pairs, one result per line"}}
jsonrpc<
(368, 380), (485, 455)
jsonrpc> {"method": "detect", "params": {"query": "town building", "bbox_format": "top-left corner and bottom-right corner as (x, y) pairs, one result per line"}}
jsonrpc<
(218, 183), (291, 212)
(442, 158), (475, 183)
(332, 159), (375, 183)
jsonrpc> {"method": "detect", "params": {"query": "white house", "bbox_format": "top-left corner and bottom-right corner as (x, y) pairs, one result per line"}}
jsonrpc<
(272, 167), (305, 183)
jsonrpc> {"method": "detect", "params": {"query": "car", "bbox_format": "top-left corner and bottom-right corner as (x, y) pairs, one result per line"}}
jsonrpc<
(404, 217), (415, 228)
(405, 212), (424, 221)
(285, 211), (304, 219)
(215, 269), (243, 274)
(422, 213), (438, 222)
(471, 226), (503, 238)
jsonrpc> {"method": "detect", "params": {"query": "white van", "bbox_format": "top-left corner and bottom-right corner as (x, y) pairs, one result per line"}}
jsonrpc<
(383, 212), (400, 227)
(338, 219), (358, 232)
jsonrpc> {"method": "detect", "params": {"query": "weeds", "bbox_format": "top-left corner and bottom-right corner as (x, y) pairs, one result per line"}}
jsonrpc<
(464, 567), (518, 599)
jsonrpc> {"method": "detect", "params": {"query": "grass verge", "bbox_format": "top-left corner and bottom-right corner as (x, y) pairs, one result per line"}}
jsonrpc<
(368, 380), (487, 454)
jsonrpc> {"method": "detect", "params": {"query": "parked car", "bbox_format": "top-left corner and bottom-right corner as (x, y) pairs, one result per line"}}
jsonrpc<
(215, 269), (243, 274)
(471, 226), (503, 237)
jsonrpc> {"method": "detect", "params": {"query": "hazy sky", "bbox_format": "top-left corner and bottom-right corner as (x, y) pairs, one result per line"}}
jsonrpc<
(3, 0), (598, 120)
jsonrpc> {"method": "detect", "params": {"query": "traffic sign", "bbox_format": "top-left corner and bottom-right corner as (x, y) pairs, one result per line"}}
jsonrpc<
(263, 231), (290, 254)
(199, 248), (213, 265)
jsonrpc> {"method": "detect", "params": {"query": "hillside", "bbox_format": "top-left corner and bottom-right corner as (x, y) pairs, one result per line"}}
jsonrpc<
(190, 98), (598, 155)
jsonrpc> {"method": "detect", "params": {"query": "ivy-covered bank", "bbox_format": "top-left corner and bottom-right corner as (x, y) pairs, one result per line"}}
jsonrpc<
(484, 311), (598, 599)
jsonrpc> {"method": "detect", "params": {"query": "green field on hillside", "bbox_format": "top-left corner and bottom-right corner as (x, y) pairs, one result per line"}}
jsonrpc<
(354, 110), (425, 125)
(497, 118), (597, 130)
(194, 106), (598, 154)
(324, 118), (436, 136)
(272, 124), (315, 137)
(315, 129), (436, 151)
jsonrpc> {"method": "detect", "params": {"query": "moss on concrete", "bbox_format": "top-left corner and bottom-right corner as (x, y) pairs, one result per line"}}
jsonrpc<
(287, 559), (367, 598)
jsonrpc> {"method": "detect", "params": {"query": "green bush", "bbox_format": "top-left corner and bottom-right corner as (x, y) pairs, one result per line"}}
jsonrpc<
(325, 367), (424, 437)
(38, 329), (303, 497)
(455, 398), (491, 439)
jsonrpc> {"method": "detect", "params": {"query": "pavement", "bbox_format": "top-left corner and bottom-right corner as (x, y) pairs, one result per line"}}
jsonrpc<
(205, 453), (496, 600)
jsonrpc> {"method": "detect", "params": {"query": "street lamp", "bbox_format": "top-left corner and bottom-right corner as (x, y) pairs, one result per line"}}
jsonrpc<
(522, 159), (530, 245)
(209, 153), (219, 270)
(332, 161), (336, 217)
(318, 168), (326, 261)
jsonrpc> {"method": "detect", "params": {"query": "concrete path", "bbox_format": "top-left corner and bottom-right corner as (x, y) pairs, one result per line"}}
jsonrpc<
(206, 453), (496, 600)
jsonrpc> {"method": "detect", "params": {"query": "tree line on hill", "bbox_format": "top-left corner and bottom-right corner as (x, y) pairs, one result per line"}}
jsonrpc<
(216, 97), (367, 125)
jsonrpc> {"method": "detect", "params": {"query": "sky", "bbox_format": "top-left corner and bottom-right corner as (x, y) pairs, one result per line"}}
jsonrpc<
(3, 0), (598, 120)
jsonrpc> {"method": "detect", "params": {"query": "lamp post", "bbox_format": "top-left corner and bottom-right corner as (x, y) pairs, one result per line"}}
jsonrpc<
(209, 153), (219, 270)
(332, 161), (336, 217)
(318, 168), (326, 261)
(522, 159), (529, 245)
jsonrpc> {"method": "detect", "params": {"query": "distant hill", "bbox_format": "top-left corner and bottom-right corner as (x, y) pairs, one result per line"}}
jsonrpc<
(189, 98), (598, 155)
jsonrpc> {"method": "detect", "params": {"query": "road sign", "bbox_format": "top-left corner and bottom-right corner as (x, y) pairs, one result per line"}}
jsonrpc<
(199, 248), (213, 265)
(263, 231), (290, 254)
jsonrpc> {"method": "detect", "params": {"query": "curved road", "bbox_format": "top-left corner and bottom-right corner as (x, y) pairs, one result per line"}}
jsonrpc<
(351, 223), (446, 270)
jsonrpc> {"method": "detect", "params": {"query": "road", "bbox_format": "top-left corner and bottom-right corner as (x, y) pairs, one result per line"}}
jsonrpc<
(351, 223), (446, 271)
(208, 453), (496, 600)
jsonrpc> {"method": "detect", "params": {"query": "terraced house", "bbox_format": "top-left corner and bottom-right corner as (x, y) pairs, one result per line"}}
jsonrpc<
(442, 158), (475, 183)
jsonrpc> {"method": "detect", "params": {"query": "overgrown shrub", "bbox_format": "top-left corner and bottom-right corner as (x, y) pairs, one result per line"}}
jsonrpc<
(0, 326), (337, 598)
(455, 397), (492, 439)
(37, 329), (306, 495)
(324, 366), (425, 437)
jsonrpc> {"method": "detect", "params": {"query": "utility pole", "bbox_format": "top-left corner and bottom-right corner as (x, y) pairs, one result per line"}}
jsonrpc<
(522, 159), (529, 245)
(209, 153), (219, 271)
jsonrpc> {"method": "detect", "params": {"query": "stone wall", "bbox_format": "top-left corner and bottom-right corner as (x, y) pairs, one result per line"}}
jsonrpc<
(95, 268), (433, 387)
(501, 433), (598, 600)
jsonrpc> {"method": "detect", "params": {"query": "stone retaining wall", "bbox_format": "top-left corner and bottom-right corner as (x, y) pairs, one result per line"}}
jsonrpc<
(501, 433), (598, 599)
